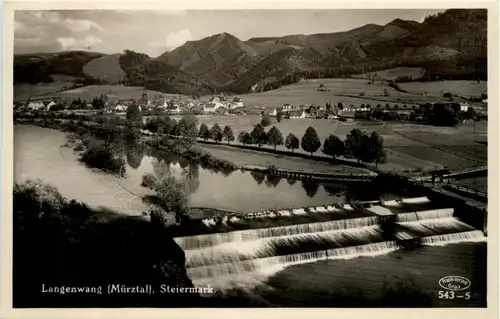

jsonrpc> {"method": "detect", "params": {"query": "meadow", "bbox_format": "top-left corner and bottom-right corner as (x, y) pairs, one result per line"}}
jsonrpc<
(218, 78), (488, 110)
(57, 85), (182, 103)
(14, 74), (78, 101)
(176, 115), (485, 172)
(355, 67), (426, 81)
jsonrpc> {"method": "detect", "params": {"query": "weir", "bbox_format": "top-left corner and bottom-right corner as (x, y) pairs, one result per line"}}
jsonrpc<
(175, 196), (486, 292)
(186, 230), (486, 282)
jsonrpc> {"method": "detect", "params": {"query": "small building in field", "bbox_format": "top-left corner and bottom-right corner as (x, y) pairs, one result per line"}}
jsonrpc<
(204, 103), (219, 113)
(338, 109), (356, 122)
(46, 101), (57, 111)
(115, 104), (127, 112)
(460, 102), (471, 112)
(208, 96), (226, 110)
(231, 97), (244, 109)
(117, 99), (135, 106)
(290, 110), (307, 119)
(166, 104), (181, 115)
(27, 101), (45, 110)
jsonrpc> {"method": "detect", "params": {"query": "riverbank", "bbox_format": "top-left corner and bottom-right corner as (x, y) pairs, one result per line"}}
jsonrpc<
(201, 143), (374, 175)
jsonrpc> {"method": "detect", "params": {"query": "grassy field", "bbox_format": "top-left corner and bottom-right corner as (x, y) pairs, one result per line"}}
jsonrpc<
(14, 74), (79, 101)
(220, 78), (487, 110)
(82, 54), (125, 84)
(393, 127), (487, 165)
(178, 115), (486, 172)
(399, 81), (487, 98)
(355, 67), (426, 81)
(201, 143), (371, 174)
(57, 85), (182, 103)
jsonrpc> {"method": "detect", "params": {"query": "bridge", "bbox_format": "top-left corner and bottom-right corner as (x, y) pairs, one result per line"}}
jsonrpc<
(443, 184), (487, 201)
(410, 166), (487, 183)
(243, 166), (377, 182)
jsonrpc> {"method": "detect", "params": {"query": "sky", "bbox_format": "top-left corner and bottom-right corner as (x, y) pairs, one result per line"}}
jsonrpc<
(14, 9), (445, 57)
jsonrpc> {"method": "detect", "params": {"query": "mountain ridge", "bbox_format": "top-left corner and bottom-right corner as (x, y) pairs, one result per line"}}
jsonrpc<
(14, 9), (487, 96)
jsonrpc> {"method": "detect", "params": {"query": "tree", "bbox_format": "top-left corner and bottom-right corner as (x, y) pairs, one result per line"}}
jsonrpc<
(323, 134), (345, 159)
(250, 124), (267, 148)
(285, 133), (300, 153)
(238, 132), (252, 145)
(153, 176), (188, 225)
(162, 116), (177, 135)
(126, 104), (142, 125)
(276, 109), (283, 123)
(337, 102), (344, 110)
(144, 118), (159, 134)
(176, 115), (199, 138)
(210, 123), (223, 143)
(198, 124), (210, 141)
(222, 125), (235, 144)
(92, 96), (105, 110)
(301, 126), (321, 156)
(429, 104), (459, 127)
(261, 115), (272, 127)
(376, 104), (382, 109)
(368, 132), (387, 168)
(345, 128), (364, 163)
(267, 126), (284, 151)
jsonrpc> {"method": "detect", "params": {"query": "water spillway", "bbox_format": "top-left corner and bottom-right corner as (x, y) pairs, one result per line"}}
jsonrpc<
(175, 216), (379, 250)
(175, 197), (486, 294)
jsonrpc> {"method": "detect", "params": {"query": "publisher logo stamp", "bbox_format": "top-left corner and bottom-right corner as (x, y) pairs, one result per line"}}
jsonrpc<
(438, 276), (471, 291)
(437, 276), (472, 300)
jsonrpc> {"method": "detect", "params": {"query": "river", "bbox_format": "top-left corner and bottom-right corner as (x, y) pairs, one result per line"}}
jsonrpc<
(14, 124), (346, 214)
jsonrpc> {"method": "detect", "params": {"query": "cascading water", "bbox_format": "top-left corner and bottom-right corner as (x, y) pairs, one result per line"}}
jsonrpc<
(184, 226), (385, 268)
(396, 208), (454, 222)
(187, 241), (400, 280)
(176, 199), (485, 296)
(421, 230), (486, 246)
(175, 216), (379, 250)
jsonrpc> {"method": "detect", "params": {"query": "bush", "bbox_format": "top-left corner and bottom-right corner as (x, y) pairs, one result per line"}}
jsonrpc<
(261, 115), (272, 127)
(13, 179), (66, 219)
(73, 142), (86, 152)
(141, 173), (158, 189)
(80, 146), (126, 176)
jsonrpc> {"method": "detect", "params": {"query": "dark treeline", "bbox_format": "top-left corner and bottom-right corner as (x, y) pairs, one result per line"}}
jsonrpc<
(14, 51), (105, 85)
(354, 102), (486, 126)
(118, 50), (216, 95)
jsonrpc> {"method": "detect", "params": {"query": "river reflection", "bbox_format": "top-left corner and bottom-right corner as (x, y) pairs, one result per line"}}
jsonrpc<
(15, 125), (348, 213)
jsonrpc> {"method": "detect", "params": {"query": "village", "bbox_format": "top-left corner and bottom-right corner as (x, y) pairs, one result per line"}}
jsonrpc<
(17, 90), (485, 124)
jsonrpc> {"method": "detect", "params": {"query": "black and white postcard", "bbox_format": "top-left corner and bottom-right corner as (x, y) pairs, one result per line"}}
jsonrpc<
(1, 1), (498, 318)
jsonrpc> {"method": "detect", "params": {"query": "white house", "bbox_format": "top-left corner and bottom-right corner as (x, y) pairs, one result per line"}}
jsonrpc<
(290, 110), (306, 119)
(283, 103), (293, 110)
(231, 97), (244, 109)
(166, 104), (181, 114)
(46, 101), (57, 111)
(204, 103), (218, 113)
(208, 96), (226, 110)
(115, 104), (127, 112)
(27, 101), (45, 110)
(460, 102), (471, 112)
